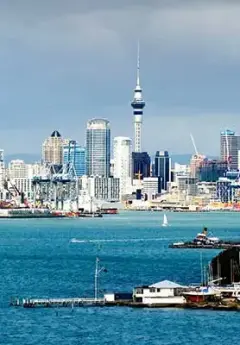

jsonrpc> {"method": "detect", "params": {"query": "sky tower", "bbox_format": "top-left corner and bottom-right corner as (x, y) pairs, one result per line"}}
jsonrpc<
(131, 42), (145, 153)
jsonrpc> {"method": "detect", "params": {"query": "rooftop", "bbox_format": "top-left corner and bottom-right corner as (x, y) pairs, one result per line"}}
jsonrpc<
(51, 130), (61, 138)
(149, 280), (186, 289)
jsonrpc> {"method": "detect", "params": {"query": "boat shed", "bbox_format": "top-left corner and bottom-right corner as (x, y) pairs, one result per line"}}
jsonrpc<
(210, 247), (240, 285)
(133, 280), (187, 305)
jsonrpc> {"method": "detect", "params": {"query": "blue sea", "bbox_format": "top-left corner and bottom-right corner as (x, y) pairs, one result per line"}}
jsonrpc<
(0, 211), (240, 344)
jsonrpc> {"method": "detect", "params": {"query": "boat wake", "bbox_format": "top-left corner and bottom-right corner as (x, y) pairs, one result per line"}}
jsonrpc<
(70, 237), (169, 244)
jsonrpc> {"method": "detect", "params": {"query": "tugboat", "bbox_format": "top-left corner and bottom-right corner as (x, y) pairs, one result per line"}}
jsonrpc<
(169, 227), (240, 249)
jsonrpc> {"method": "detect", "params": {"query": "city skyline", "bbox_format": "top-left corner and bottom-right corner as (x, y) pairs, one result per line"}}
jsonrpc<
(1, 1), (240, 155)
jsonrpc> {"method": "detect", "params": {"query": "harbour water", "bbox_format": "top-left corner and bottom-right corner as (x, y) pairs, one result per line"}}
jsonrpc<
(1, 211), (240, 344)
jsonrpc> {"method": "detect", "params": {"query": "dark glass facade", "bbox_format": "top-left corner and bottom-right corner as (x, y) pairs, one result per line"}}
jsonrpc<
(198, 160), (228, 182)
(132, 152), (151, 180)
(63, 141), (86, 177)
(154, 151), (171, 190)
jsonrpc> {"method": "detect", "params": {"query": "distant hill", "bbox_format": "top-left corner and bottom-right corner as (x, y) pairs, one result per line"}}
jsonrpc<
(171, 154), (192, 165)
(5, 153), (41, 164)
(171, 154), (218, 165)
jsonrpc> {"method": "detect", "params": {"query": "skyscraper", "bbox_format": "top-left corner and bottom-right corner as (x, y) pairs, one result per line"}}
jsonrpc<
(63, 141), (86, 177)
(154, 151), (171, 191)
(113, 137), (132, 198)
(131, 43), (145, 153)
(42, 130), (63, 165)
(86, 119), (110, 177)
(220, 129), (239, 170)
(132, 152), (151, 180)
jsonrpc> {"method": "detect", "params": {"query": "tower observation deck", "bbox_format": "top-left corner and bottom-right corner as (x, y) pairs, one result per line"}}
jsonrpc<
(131, 42), (145, 153)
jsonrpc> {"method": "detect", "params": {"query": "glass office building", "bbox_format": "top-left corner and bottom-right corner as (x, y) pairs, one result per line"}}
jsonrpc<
(154, 151), (171, 191)
(86, 119), (110, 177)
(220, 129), (239, 170)
(132, 152), (151, 180)
(63, 141), (86, 177)
(198, 160), (227, 182)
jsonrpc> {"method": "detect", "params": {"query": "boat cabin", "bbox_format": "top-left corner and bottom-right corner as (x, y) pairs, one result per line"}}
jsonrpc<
(133, 280), (187, 305)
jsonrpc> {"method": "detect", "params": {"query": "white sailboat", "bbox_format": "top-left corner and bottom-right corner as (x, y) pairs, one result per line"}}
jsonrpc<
(162, 213), (169, 227)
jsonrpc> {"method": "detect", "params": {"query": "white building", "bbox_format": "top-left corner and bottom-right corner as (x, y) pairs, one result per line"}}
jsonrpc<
(133, 280), (187, 305)
(113, 137), (132, 198)
(82, 176), (120, 202)
(142, 177), (160, 200)
(7, 160), (44, 201)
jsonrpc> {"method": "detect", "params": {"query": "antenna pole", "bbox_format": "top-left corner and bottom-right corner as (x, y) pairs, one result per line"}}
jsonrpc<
(137, 40), (140, 86)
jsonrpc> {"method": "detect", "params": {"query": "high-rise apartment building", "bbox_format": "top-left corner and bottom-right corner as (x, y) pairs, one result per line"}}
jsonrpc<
(154, 151), (171, 191)
(7, 160), (33, 199)
(86, 119), (110, 177)
(42, 130), (63, 165)
(113, 137), (132, 198)
(86, 176), (120, 202)
(190, 154), (205, 178)
(63, 140), (86, 177)
(220, 129), (239, 170)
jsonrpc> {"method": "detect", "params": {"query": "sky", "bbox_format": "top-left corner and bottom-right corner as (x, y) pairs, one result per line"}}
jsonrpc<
(1, 0), (240, 157)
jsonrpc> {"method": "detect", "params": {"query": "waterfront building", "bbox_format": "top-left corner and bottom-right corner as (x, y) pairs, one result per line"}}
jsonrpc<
(113, 137), (132, 198)
(216, 178), (234, 203)
(132, 152), (150, 180)
(63, 141), (86, 177)
(7, 160), (34, 200)
(190, 154), (205, 178)
(133, 280), (186, 305)
(220, 129), (239, 170)
(131, 44), (145, 153)
(42, 130), (63, 165)
(198, 160), (227, 182)
(177, 176), (198, 196)
(87, 176), (120, 202)
(154, 151), (171, 191)
(142, 177), (161, 200)
(86, 119), (110, 177)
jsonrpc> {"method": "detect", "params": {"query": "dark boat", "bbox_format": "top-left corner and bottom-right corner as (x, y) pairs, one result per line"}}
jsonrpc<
(169, 227), (240, 249)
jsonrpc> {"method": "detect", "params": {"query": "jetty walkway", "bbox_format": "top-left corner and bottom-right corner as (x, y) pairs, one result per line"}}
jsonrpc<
(10, 297), (105, 308)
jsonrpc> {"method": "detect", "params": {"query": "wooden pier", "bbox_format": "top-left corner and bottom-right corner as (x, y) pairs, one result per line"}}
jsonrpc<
(10, 297), (105, 308)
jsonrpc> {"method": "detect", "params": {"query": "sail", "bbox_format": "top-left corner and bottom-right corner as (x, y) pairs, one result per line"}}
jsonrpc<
(162, 214), (168, 226)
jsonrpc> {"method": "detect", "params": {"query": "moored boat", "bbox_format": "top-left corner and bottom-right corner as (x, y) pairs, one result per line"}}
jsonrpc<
(169, 227), (240, 249)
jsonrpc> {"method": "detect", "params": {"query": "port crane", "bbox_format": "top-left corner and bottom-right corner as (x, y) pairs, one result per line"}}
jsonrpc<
(32, 141), (79, 210)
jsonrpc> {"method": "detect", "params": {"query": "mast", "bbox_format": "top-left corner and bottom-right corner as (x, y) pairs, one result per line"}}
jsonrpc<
(94, 256), (99, 301)
(94, 256), (107, 301)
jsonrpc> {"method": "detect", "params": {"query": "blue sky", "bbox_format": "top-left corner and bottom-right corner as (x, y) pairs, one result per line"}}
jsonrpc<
(1, 0), (240, 157)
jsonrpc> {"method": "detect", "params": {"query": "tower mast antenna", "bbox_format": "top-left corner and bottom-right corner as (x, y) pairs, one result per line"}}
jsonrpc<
(131, 40), (145, 153)
(137, 40), (140, 86)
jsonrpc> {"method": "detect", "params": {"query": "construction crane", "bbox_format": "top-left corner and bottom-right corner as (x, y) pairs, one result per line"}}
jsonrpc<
(190, 133), (198, 156)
